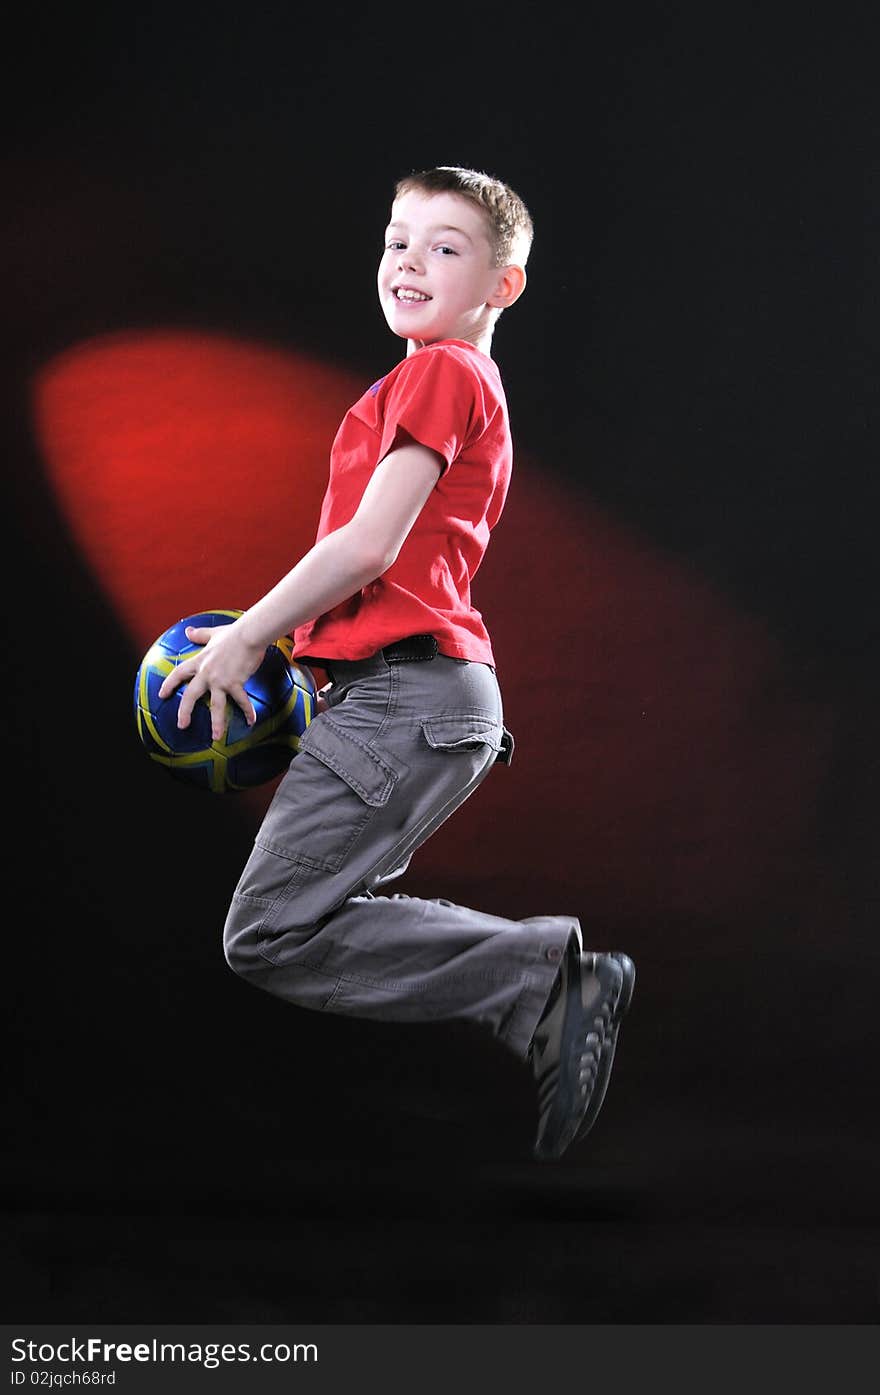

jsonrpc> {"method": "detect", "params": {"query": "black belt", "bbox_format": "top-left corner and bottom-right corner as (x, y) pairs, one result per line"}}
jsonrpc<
(302, 635), (439, 673)
(381, 634), (439, 663)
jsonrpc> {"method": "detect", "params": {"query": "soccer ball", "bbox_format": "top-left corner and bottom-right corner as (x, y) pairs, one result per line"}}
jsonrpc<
(133, 609), (317, 793)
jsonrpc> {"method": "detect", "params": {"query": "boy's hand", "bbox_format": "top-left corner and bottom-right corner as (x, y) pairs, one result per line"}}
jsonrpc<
(157, 621), (266, 739)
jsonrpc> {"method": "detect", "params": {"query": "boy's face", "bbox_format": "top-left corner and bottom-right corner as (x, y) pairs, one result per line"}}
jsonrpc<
(378, 189), (514, 350)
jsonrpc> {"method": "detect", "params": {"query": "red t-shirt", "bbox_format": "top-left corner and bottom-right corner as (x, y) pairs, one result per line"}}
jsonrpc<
(293, 339), (512, 666)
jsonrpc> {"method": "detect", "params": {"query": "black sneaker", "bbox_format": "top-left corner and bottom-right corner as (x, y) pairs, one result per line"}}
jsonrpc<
(530, 940), (626, 1161)
(572, 952), (635, 1146)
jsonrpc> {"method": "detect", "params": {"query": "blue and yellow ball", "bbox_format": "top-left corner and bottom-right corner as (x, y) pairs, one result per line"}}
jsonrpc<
(133, 610), (316, 793)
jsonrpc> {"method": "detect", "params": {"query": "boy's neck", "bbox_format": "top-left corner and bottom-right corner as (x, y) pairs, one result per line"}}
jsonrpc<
(406, 331), (494, 359)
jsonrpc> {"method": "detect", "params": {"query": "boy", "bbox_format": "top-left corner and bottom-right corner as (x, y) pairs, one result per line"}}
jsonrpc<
(159, 166), (635, 1161)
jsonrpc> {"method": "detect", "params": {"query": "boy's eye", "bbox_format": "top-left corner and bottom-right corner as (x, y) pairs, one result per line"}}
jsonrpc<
(383, 239), (458, 255)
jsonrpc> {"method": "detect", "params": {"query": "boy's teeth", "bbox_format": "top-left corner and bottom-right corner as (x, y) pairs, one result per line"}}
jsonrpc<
(396, 289), (430, 301)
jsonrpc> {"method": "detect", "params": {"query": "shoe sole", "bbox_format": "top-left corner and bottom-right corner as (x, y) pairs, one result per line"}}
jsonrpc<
(533, 949), (619, 1162)
(572, 952), (635, 1146)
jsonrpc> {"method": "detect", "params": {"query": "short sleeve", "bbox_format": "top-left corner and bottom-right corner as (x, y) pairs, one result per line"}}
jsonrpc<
(375, 347), (486, 476)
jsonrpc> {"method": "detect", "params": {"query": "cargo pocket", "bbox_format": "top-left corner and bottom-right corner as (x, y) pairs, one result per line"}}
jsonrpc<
(420, 713), (507, 756)
(255, 715), (398, 874)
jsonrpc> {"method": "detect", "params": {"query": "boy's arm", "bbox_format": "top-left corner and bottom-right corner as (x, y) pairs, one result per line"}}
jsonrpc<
(159, 440), (444, 737)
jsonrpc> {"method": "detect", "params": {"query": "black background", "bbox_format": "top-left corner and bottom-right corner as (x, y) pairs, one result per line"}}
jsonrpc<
(3, 3), (879, 1325)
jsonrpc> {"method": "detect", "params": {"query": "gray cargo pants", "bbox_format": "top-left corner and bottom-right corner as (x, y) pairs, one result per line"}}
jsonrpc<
(223, 649), (577, 1059)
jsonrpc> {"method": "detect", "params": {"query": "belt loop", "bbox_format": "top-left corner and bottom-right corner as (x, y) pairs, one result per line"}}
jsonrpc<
(497, 728), (515, 766)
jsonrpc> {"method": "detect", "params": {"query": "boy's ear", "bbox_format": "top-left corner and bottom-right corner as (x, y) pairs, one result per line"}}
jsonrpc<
(488, 263), (527, 310)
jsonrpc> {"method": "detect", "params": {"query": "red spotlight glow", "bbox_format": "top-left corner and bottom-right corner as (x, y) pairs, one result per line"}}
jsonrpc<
(32, 330), (364, 654)
(32, 329), (833, 925)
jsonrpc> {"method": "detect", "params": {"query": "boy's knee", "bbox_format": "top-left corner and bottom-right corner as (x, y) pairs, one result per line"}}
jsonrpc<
(222, 893), (322, 983)
(223, 895), (268, 981)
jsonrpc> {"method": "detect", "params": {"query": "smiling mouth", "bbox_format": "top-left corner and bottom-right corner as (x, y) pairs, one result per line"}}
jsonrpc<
(393, 288), (432, 303)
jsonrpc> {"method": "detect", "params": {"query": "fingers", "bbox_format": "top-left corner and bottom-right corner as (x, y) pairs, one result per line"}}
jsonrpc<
(178, 682), (231, 739)
(228, 684), (257, 731)
(175, 672), (208, 732)
(208, 689), (228, 742)
(155, 627), (216, 699)
(157, 663), (193, 701)
(154, 624), (257, 738)
(162, 671), (256, 739)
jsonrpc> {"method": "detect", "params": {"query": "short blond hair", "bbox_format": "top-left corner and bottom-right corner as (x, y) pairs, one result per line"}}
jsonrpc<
(393, 165), (534, 268)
